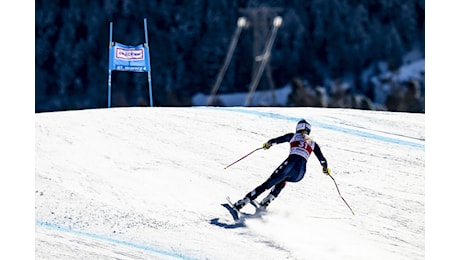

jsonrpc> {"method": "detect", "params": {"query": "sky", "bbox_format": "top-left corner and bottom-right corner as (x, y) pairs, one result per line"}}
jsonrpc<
(34, 106), (426, 259)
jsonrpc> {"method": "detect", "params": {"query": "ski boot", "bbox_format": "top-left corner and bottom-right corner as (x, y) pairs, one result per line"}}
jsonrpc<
(259, 194), (275, 209)
(233, 197), (250, 211)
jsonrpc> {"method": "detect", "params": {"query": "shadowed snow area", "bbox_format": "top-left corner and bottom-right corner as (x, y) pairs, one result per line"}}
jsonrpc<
(35, 107), (424, 259)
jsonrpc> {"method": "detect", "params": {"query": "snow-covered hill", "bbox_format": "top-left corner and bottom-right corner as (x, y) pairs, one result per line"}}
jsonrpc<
(35, 107), (425, 259)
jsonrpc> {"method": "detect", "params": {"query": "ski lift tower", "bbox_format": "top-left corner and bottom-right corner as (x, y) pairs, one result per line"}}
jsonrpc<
(207, 17), (248, 106)
(240, 7), (283, 106)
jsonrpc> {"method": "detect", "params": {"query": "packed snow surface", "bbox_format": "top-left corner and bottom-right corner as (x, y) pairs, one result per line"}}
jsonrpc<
(35, 107), (424, 259)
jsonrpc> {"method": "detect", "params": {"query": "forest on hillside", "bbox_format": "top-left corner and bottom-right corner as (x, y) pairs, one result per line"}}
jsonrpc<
(35, 0), (424, 112)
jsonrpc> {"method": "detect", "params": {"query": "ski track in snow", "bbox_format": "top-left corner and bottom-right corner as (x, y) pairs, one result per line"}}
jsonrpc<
(35, 107), (425, 260)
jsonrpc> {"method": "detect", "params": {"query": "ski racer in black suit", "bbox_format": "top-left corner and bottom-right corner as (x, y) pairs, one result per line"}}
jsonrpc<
(233, 119), (331, 210)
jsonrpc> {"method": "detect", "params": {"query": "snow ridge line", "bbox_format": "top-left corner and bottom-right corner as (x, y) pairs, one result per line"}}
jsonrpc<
(198, 107), (424, 150)
(36, 221), (198, 260)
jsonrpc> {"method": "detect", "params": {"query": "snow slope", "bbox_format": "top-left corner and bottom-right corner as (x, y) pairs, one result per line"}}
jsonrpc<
(35, 107), (425, 259)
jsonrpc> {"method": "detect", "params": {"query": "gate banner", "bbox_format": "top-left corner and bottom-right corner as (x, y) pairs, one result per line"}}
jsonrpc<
(109, 42), (150, 72)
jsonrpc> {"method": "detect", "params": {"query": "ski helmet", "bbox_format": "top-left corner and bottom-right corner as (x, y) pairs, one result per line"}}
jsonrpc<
(296, 119), (311, 134)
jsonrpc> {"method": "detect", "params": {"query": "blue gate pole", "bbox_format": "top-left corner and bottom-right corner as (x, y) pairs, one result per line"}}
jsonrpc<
(144, 18), (154, 107)
(108, 21), (113, 108)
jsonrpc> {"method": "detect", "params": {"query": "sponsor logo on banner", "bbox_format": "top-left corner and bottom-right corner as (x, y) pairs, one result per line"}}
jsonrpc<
(115, 47), (144, 61)
(114, 66), (146, 72)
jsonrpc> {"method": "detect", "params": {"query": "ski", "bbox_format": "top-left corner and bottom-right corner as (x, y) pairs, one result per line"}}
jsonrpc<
(223, 196), (267, 222)
(250, 199), (261, 209)
(223, 196), (241, 221)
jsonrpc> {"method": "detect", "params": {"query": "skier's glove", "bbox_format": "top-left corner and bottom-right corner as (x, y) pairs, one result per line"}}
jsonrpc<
(321, 161), (330, 175)
(263, 142), (272, 150)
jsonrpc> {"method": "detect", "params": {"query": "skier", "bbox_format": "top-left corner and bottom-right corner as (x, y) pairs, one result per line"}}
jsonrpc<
(233, 119), (331, 210)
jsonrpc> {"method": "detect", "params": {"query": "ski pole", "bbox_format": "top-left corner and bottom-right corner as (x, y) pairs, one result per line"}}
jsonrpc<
(224, 147), (263, 169)
(329, 174), (355, 215)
